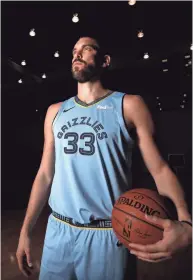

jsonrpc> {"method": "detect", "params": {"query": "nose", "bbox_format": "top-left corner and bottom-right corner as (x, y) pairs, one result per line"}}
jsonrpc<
(72, 52), (82, 64)
(73, 50), (83, 62)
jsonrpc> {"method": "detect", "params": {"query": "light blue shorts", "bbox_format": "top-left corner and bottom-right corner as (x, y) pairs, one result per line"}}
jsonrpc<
(39, 213), (136, 280)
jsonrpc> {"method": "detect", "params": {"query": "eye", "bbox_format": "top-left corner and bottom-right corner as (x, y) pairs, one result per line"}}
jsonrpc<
(84, 46), (92, 51)
(72, 50), (76, 57)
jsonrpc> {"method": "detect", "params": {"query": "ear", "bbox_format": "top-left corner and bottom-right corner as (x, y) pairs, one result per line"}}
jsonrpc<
(102, 55), (111, 68)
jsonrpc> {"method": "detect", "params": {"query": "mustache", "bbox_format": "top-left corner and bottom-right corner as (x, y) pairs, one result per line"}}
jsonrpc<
(73, 59), (86, 65)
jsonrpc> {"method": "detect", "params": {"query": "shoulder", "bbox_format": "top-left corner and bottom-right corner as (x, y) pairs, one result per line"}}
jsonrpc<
(123, 94), (149, 115)
(123, 94), (154, 132)
(48, 102), (63, 113)
(123, 94), (145, 108)
(45, 102), (63, 122)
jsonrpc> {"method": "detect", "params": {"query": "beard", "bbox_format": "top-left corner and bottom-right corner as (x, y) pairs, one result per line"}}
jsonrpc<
(71, 62), (101, 83)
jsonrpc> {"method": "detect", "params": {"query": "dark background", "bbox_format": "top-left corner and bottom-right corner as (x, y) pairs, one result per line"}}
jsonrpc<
(2, 1), (192, 211)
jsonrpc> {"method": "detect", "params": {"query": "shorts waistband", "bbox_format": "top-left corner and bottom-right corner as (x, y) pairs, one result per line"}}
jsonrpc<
(52, 211), (112, 228)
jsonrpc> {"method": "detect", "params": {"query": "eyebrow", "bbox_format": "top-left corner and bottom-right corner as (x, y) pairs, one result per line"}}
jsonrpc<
(72, 44), (99, 54)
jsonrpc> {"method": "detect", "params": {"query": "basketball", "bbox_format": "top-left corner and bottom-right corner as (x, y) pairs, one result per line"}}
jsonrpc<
(112, 188), (171, 247)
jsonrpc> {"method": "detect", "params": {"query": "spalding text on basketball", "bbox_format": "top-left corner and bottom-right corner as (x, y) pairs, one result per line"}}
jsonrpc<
(117, 197), (161, 216)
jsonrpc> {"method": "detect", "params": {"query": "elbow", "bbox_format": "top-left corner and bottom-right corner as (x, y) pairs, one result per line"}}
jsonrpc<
(150, 160), (168, 178)
(152, 163), (173, 194)
(36, 168), (54, 187)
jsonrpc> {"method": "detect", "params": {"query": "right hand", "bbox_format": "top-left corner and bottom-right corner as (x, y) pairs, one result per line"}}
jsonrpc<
(16, 232), (34, 277)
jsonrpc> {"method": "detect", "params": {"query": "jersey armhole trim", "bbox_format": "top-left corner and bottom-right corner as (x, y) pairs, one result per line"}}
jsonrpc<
(52, 112), (59, 126)
(122, 94), (128, 131)
(52, 102), (65, 129)
(121, 93), (135, 145)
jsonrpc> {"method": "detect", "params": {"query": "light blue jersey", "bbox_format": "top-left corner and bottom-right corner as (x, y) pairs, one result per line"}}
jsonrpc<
(48, 91), (134, 223)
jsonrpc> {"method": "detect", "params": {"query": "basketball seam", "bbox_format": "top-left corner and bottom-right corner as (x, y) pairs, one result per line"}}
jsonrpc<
(128, 191), (171, 218)
(112, 215), (124, 228)
(113, 206), (164, 231)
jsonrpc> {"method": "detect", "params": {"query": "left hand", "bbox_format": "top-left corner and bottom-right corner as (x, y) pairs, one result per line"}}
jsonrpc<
(128, 214), (192, 263)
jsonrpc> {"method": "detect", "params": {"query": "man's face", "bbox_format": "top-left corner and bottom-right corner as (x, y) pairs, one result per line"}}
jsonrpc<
(71, 37), (102, 83)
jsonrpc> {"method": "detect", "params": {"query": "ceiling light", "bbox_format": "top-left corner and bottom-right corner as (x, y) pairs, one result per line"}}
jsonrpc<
(29, 29), (36, 37)
(42, 74), (47, 79)
(162, 59), (168, 63)
(18, 79), (22, 84)
(21, 60), (26, 66)
(143, 53), (149, 59)
(128, 0), (136, 6)
(137, 30), (144, 38)
(72, 14), (79, 23)
(54, 51), (59, 58)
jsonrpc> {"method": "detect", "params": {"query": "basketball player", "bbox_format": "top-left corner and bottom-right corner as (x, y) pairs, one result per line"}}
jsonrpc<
(16, 36), (192, 279)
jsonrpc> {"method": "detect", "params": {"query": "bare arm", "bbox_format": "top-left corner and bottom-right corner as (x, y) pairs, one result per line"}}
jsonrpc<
(123, 94), (191, 222)
(20, 102), (62, 235)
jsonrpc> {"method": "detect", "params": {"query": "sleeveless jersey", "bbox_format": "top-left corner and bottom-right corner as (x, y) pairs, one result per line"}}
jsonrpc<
(48, 91), (134, 223)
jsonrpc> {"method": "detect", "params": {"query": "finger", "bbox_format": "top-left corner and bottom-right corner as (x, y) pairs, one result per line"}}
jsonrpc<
(23, 255), (33, 273)
(17, 255), (30, 277)
(129, 240), (164, 253)
(130, 249), (171, 260)
(145, 214), (172, 229)
(26, 251), (33, 268)
(138, 256), (172, 263)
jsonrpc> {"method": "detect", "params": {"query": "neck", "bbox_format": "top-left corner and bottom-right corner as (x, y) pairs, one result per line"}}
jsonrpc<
(77, 79), (109, 104)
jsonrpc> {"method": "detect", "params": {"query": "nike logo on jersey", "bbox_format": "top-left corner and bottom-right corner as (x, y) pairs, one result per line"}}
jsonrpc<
(97, 105), (114, 110)
(63, 106), (75, 113)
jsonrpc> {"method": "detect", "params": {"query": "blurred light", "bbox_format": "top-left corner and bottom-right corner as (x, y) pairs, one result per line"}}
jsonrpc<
(181, 105), (185, 108)
(128, 0), (136, 5)
(42, 73), (47, 79)
(162, 59), (168, 63)
(35, 260), (40, 270)
(18, 79), (22, 84)
(185, 55), (190, 59)
(160, 108), (162, 111)
(36, 109), (38, 112)
(163, 69), (168, 72)
(29, 29), (36, 37)
(137, 30), (144, 38)
(190, 44), (193, 51)
(9, 253), (15, 263)
(21, 60), (26, 66)
(185, 64), (189, 67)
(183, 100), (186, 103)
(54, 51), (59, 58)
(158, 103), (161, 105)
(184, 94), (187, 97)
(72, 14), (79, 23)
(156, 97), (160, 99)
(143, 53), (149, 59)
(188, 60), (192, 65)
